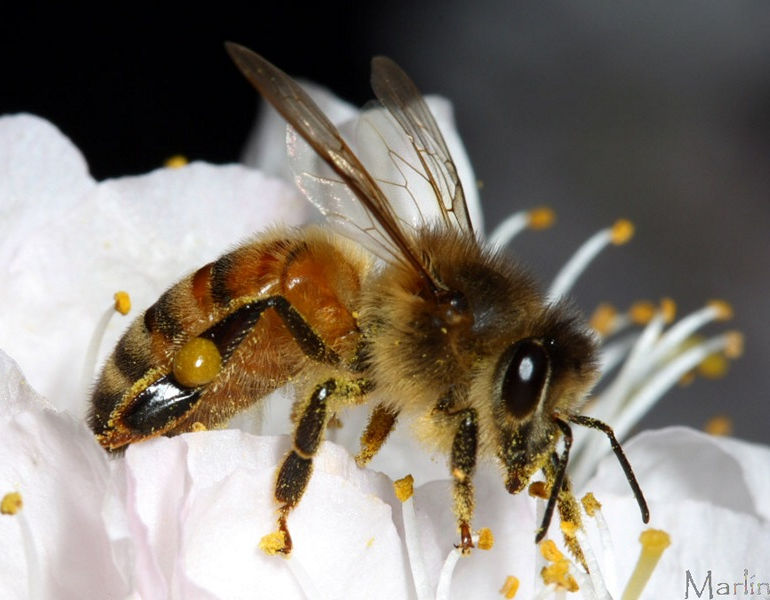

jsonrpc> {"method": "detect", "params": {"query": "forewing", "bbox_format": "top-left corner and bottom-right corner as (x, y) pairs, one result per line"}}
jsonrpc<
(370, 56), (474, 234)
(226, 43), (437, 288)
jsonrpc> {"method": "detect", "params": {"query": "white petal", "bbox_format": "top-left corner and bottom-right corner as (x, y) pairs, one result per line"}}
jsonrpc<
(0, 349), (131, 599)
(120, 432), (415, 599)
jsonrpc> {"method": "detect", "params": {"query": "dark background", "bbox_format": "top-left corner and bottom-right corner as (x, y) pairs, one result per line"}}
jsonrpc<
(3, 2), (769, 443)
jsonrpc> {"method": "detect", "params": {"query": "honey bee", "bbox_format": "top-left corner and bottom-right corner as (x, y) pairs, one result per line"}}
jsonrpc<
(90, 42), (648, 558)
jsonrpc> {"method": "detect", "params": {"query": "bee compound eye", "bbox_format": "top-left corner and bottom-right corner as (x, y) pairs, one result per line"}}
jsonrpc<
(499, 340), (550, 419)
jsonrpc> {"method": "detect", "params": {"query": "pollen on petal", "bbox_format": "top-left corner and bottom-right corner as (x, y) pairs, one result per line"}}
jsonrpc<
(610, 219), (634, 245)
(477, 527), (494, 550)
(499, 575), (520, 598)
(191, 421), (207, 432)
(164, 154), (189, 168)
(394, 474), (414, 502)
(527, 206), (555, 230)
(113, 291), (131, 315)
(1, 491), (23, 515)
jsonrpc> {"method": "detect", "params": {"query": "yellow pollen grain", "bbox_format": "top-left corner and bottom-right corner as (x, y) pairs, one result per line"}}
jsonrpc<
(724, 331), (744, 359)
(560, 520), (578, 538)
(705, 415), (733, 437)
(1, 492), (23, 515)
(393, 474), (414, 502)
(527, 206), (556, 230)
(164, 154), (188, 168)
(259, 530), (287, 556)
(528, 481), (549, 499)
(366, 537), (375, 548)
(610, 219), (634, 245)
(581, 492), (602, 517)
(541, 561), (579, 593)
(590, 303), (617, 336)
(477, 527), (495, 550)
(499, 575), (520, 598)
(113, 291), (131, 315)
(660, 297), (677, 323)
(540, 539), (565, 562)
(708, 299), (733, 321)
(621, 529), (671, 600)
(191, 421), (207, 432)
(629, 300), (655, 325)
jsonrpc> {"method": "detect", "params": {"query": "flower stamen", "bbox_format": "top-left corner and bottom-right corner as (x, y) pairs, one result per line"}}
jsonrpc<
(81, 291), (132, 391)
(548, 219), (634, 302)
(488, 206), (556, 249)
(621, 529), (671, 600)
(394, 475), (432, 600)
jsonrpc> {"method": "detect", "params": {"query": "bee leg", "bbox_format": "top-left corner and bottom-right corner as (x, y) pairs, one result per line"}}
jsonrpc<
(450, 408), (478, 554)
(355, 403), (399, 468)
(268, 378), (337, 555)
(539, 420), (587, 570)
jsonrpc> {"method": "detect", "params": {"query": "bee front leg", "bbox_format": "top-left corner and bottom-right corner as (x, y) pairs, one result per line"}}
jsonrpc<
(450, 408), (478, 554)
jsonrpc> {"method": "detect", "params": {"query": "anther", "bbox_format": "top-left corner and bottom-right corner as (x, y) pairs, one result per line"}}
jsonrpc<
(164, 154), (189, 168)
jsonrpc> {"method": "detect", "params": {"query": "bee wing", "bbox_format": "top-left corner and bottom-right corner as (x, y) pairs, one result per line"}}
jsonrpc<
(226, 43), (442, 293)
(369, 56), (474, 234)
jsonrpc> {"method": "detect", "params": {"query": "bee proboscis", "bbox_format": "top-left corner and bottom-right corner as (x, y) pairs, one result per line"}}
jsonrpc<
(90, 42), (648, 559)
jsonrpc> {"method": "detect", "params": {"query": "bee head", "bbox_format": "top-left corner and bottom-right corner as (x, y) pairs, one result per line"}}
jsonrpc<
(491, 307), (599, 494)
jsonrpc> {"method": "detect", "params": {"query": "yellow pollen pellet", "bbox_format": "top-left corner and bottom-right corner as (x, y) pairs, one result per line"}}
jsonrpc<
(499, 575), (520, 598)
(610, 219), (634, 245)
(527, 206), (556, 230)
(708, 299), (734, 321)
(191, 422), (207, 432)
(477, 527), (494, 550)
(581, 492), (602, 517)
(704, 415), (733, 436)
(1, 492), (23, 515)
(629, 300), (655, 325)
(172, 337), (222, 387)
(660, 297), (677, 323)
(164, 154), (189, 168)
(113, 291), (131, 315)
(589, 303), (617, 335)
(393, 474), (414, 502)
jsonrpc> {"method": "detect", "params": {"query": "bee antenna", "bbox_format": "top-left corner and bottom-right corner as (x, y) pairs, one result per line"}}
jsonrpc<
(535, 419), (573, 543)
(568, 414), (650, 523)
